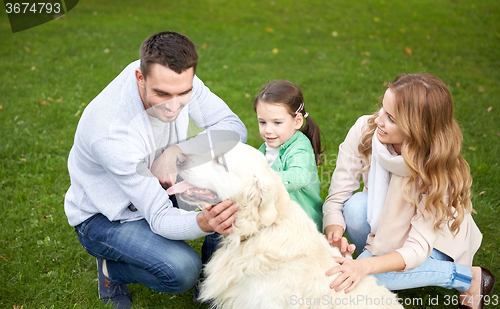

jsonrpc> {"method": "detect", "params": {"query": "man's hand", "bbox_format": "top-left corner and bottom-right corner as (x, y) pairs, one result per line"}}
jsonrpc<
(197, 199), (238, 234)
(151, 145), (182, 189)
(324, 224), (356, 256)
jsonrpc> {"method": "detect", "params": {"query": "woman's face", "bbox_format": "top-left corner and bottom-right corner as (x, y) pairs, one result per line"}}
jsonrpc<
(374, 89), (406, 154)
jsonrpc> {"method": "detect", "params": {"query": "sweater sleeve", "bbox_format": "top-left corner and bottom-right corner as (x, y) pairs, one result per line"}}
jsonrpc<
(90, 130), (212, 240)
(396, 202), (440, 271)
(185, 75), (247, 143)
(323, 116), (368, 231)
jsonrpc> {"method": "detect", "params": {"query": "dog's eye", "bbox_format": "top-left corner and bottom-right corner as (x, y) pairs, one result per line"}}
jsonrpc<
(215, 156), (224, 165)
(213, 155), (229, 172)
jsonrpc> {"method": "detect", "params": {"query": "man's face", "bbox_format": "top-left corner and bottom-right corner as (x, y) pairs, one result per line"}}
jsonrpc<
(136, 63), (194, 122)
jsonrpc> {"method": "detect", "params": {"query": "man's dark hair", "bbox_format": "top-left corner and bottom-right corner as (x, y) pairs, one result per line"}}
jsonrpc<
(140, 31), (198, 78)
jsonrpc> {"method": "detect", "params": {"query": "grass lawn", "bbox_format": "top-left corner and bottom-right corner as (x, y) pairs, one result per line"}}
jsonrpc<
(1, 0), (499, 308)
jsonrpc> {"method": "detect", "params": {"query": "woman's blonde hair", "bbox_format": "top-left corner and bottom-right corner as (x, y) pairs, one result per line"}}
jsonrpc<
(359, 73), (473, 234)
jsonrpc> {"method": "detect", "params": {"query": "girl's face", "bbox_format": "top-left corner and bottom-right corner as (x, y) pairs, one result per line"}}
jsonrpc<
(375, 89), (406, 154)
(256, 101), (303, 148)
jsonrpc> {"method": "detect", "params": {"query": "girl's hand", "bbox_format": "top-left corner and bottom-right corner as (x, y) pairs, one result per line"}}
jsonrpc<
(324, 225), (356, 256)
(326, 257), (370, 293)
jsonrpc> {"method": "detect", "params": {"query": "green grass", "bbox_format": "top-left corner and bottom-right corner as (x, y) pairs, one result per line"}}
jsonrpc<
(1, 0), (499, 308)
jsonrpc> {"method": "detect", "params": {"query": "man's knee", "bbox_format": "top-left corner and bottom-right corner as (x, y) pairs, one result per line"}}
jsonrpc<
(156, 251), (202, 294)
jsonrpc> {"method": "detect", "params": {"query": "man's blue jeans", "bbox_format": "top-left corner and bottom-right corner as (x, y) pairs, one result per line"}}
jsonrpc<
(75, 213), (220, 294)
(343, 192), (472, 292)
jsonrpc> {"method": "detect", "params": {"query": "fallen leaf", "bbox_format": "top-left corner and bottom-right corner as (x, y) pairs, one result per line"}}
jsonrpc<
(302, 48), (309, 53)
(331, 31), (338, 37)
(456, 82), (460, 87)
(272, 48), (279, 54)
(48, 97), (53, 101)
(40, 99), (48, 105)
(345, 91), (350, 95)
(93, 11), (98, 15)
(104, 48), (110, 53)
(265, 28), (273, 33)
(383, 81), (388, 87)
(478, 86), (485, 93)
(201, 43), (208, 49)
(468, 146), (476, 151)
(24, 46), (30, 52)
(373, 17), (380, 22)
(479, 191), (486, 195)
(44, 215), (52, 218)
(0, 256), (7, 261)
(361, 59), (368, 65)
(223, 65), (228, 69)
(56, 96), (63, 102)
(487, 106), (492, 112)
(20, 158), (27, 162)
(427, 35), (431, 40)
(400, 29), (406, 33)
(405, 47), (412, 55)
(31, 66), (37, 71)
(245, 93), (251, 98)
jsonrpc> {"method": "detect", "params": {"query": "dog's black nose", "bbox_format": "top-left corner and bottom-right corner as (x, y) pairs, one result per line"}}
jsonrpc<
(176, 153), (188, 166)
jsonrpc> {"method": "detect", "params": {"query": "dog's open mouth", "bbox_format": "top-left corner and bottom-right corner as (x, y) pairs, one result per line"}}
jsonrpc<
(167, 181), (221, 205)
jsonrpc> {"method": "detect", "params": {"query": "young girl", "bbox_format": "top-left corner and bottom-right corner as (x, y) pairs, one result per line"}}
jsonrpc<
(323, 73), (495, 309)
(254, 80), (323, 232)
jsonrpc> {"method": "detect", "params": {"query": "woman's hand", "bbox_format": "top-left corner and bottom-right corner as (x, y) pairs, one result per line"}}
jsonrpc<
(326, 257), (370, 293)
(324, 224), (356, 256)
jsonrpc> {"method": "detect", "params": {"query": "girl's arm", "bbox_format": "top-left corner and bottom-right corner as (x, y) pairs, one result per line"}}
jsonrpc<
(277, 147), (315, 192)
(326, 251), (406, 293)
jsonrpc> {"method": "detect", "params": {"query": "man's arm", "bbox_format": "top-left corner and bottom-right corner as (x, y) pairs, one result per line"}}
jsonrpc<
(187, 75), (247, 143)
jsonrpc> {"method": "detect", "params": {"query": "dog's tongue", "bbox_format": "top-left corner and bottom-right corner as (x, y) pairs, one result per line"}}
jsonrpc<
(166, 181), (194, 195)
(167, 181), (222, 205)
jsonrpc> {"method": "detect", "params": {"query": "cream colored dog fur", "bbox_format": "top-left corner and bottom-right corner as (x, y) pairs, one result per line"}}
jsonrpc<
(177, 143), (404, 309)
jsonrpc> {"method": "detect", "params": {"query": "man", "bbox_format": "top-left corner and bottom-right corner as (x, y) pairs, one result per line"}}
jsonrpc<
(64, 31), (246, 308)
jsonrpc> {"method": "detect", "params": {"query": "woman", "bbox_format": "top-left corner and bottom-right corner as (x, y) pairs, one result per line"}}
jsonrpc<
(323, 73), (495, 309)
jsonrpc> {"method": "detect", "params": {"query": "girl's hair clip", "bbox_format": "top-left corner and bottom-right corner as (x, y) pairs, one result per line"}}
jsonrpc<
(295, 103), (308, 118)
(295, 102), (304, 115)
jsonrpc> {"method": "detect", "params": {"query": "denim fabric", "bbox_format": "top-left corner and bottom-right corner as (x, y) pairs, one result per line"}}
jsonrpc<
(343, 192), (472, 292)
(75, 213), (221, 294)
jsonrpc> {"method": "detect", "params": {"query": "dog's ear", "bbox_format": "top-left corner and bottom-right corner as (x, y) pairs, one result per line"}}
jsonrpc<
(234, 172), (278, 233)
(256, 174), (278, 227)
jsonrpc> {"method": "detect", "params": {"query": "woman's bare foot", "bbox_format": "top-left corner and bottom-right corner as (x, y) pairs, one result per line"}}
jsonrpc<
(459, 266), (482, 309)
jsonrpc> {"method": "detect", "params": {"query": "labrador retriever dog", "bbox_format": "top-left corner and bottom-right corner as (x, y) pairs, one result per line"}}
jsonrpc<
(169, 142), (404, 309)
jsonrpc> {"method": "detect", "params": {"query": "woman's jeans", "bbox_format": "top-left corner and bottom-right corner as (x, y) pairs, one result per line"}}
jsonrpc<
(75, 213), (221, 294)
(343, 192), (472, 292)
